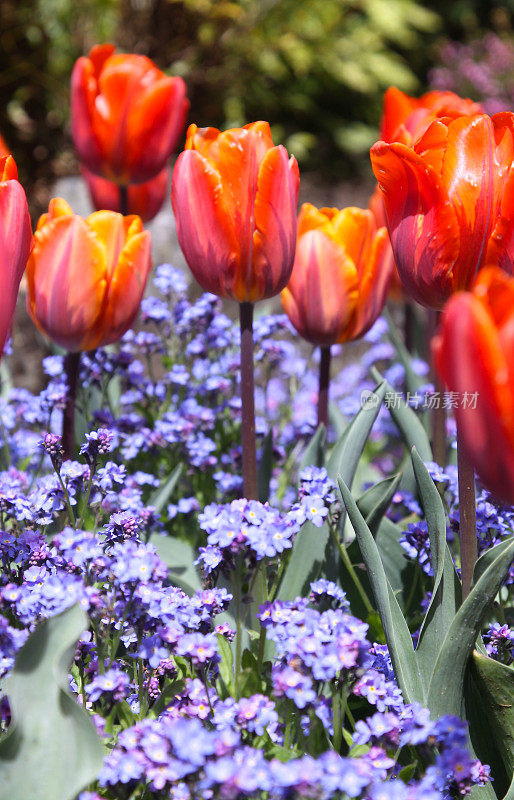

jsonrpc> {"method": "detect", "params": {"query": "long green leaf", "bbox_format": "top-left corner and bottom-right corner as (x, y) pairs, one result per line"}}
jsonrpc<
(150, 464), (183, 514)
(0, 604), (103, 800)
(371, 369), (432, 462)
(357, 473), (402, 537)
(412, 450), (461, 689)
(338, 476), (424, 705)
(299, 424), (326, 472)
(149, 535), (202, 595)
(428, 536), (514, 718)
(277, 520), (330, 601)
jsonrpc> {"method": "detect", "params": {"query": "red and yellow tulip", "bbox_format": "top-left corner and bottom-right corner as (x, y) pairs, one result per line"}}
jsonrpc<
(26, 198), (152, 352)
(380, 86), (483, 144)
(171, 121), (300, 303)
(0, 156), (33, 356)
(71, 44), (188, 185)
(433, 267), (514, 503)
(370, 112), (514, 309)
(281, 203), (392, 346)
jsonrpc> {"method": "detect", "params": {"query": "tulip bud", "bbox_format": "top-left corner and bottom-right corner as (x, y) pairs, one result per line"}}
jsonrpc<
(0, 155), (33, 356)
(433, 267), (514, 503)
(26, 198), (152, 351)
(71, 44), (189, 184)
(281, 203), (391, 346)
(171, 121), (300, 303)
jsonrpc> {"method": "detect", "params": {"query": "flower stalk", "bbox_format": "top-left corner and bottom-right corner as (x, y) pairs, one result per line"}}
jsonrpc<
(239, 302), (258, 501)
(62, 351), (81, 460)
(456, 424), (477, 599)
(318, 345), (331, 429)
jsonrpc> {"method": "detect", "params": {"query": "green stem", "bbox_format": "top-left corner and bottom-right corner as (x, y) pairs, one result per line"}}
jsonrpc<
(234, 556), (244, 699)
(56, 470), (76, 529)
(457, 422), (477, 599)
(329, 524), (373, 615)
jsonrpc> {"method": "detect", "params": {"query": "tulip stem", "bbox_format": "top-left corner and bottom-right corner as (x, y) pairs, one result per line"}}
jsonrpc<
(318, 345), (331, 429)
(457, 423), (477, 599)
(119, 185), (128, 216)
(428, 309), (446, 467)
(62, 351), (81, 460)
(239, 302), (258, 500)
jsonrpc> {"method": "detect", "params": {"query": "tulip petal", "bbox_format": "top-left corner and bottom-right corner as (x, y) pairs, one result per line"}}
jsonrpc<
(250, 146), (299, 301)
(0, 181), (32, 354)
(171, 150), (240, 297)
(86, 210), (130, 276)
(70, 57), (104, 175)
(343, 227), (392, 341)
(26, 216), (107, 351)
(434, 292), (514, 502)
(282, 230), (358, 346)
(88, 229), (152, 349)
(371, 140), (460, 308)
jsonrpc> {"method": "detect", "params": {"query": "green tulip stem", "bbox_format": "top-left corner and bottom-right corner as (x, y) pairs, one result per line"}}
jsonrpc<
(239, 301), (258, 500)
(62, 351), (81, 460)
(119, 184), (128, 216)
(318, 345), (331, 429)
(456, 422), (477, 599)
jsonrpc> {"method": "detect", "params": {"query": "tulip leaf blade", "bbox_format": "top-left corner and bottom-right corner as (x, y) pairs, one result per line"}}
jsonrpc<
(427, 536), (514, 719)
(356, 472), (402, 537)
(0, 603), (103, 800)
(277, 520), (330, 601)
(338, 476), (424, 705)
(299, 423), (326, 472)
(150, 463), (183, 514)
(411, 449), (461, 689)
(371, 369), (432, 463)
(149, 534), (202, 596)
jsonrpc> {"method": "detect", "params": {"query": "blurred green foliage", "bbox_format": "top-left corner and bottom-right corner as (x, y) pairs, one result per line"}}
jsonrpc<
(154, 0), (440, 173)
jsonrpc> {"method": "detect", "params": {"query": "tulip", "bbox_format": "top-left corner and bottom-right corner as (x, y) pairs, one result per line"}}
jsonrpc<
(172, 121), (299, 499)
(380, 86), (483, 144)
(281, 203), (391, 426)
(0, 133), (9, 158)
(82, 165), (169, 222)
(370, 112), (514, 310)
(433, 267), (514, 594)
(434, 267), (514, 504)
(171, 121), (300, 304)
(71, 44), (188, 185)
(0, 155), (33, 357)
(26, 198), (152, 351)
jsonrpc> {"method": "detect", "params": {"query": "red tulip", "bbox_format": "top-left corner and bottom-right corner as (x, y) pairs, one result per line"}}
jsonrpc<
(171, 121), (300, 303)
(0, 134), (9, 158)
(71, 44), (189, 184)
(370, 112), (514, 309)
(433, 267), (514, 503)
(82, 165), (169, 222)
(380, 86), (483, 144)
(26, 198), (151, 351)
(0, 155), (32, 356)
(281, 203), (391, 346)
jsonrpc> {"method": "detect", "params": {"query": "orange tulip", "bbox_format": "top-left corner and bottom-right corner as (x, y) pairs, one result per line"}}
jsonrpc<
(380, 86), (483, 144)
(82, 165), (169, 222)
(370, 112), (514, 309)
(26, 198), (152, 352)
(0, 156), (32, 356)
(433, 267), (514, 503)
(71, 44), (188, 185)
(0, 133), (9, 158)
(171, 121), (300, 303)
(281, 203), (392, 346)
(367, 185), (402, 301)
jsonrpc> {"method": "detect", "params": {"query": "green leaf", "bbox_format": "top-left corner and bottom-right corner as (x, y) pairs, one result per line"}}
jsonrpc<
(356, 473), (402, 537)
(473, 536), (514, 586)
(277, 520), (330, 601)
(338, 476), (424, 705)
(371, 369), (432, 462)
(149, 535), (202, 595)
(428, 536), (514, 718)
(0, 604), (103, 800)
(258, 429), (274, 503)
(150, 463), (183, 514)
(299, 423), (326, 472)
(472, 653), (514, 776)
(327, 381), (386, 486)
(216, 634), (234, 696)
(411, 449), (461, 690)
